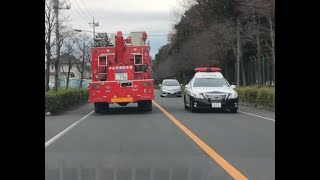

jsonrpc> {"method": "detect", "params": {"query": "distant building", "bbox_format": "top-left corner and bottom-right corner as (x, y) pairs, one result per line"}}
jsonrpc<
(46, 53), (91, 83)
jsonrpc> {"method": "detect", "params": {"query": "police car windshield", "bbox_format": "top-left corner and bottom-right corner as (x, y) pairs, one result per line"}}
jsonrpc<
(193, 78), (229, 87)
(163, 80), (179, 86)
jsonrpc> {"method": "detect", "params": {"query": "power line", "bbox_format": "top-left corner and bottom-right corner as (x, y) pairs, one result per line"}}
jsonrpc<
(72, 0), (90, 19)
(69, 8), (92, 27)
(71, 0), (91, 22)
(69, 2), (88, 22)
(66, 0), (91, 27)
(147, 34), (167, 36)
(67, 28), (168, 37)
(79, 0), (94, 19)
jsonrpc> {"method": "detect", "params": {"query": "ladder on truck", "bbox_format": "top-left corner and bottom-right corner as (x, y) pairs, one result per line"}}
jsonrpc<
(97, 53), (113, 81)
(133, 53), (143, 79)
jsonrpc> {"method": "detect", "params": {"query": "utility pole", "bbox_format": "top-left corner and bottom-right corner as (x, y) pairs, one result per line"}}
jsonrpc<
(236, 17), (241, 87)
(53, 0), (60, 91)
(80, 35), (85, 89)
(89, 17), (99, 42)
(269, 17), (275, 87)
(53, 0), (70, 91)
(262, 55), (265, 84)
(266, 54), (270, 83)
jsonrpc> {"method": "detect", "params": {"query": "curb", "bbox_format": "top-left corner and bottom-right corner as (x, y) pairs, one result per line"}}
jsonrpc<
(239, 102), (275, 112)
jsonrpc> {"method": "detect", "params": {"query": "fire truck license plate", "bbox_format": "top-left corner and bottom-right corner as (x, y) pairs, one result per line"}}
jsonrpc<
(115, 73), (128, 80)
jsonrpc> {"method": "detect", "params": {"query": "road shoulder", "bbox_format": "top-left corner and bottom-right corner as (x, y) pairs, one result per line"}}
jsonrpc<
(45, 103), (93, 142)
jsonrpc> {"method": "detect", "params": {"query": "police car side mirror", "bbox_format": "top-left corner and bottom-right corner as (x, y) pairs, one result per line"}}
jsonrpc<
(230, 85), (236, 89)
(185, 84), (190, 89)
(159, 84), (162, 87)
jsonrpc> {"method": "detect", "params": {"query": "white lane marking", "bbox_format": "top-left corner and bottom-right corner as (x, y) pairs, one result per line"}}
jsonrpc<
(238, 110), (275, 122)
(45, 111), (94, 149)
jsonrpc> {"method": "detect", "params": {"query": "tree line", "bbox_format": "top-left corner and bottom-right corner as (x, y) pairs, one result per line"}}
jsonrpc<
(152, 0), (275, 86)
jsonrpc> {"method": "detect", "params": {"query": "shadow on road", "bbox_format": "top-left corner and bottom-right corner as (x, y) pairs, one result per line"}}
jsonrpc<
(93, 107), (160, 115)
(158, 96), (182, 98)
(187, 109), (236, 114)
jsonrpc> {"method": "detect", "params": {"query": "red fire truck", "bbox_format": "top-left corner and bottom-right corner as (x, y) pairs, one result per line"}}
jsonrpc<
(89, 31), (154, 113)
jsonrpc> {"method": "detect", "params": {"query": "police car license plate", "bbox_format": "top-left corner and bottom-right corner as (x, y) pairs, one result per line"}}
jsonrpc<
(212, 103), (221, 108)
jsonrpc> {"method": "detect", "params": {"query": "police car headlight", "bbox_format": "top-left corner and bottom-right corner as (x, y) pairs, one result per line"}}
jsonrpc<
(191, 92), (204, 99)
(228, 93), (238, 99)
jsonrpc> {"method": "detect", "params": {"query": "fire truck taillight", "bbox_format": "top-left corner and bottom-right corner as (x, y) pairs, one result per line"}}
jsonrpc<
(91, 84), (101, 89)
(142, 82), (152, 87)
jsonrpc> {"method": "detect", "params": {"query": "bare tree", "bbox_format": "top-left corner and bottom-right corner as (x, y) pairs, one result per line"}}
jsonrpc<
(167, 30), (176, 45)
(74, 33), (92, 88)
(169, 0), (197, 23)
(45, 0), (56, 91)
(60, 30), (77, 89)
(207, 20), (248, 85)
(255, 0), (275, 83)
(252, 0), (274, 85)
(155, 19), (232, 83)
(237, 0), (274, 85)
(51, 0), (70, 91)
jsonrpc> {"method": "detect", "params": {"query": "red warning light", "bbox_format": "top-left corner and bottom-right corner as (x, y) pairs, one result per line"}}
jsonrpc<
(195, 67), (221, 72)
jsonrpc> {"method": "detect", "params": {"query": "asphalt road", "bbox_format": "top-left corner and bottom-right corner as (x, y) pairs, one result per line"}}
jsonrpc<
(45, 90), (275, 180)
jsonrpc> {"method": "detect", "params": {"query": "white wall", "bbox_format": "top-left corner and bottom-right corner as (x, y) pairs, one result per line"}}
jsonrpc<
(48, 64), (90, 82)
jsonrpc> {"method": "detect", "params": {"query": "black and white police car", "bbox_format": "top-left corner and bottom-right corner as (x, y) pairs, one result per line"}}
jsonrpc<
(183, 67), (238, 113)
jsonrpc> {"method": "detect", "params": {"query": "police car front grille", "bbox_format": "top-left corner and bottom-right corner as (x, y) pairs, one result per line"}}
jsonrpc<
(203, 93), (228, 101)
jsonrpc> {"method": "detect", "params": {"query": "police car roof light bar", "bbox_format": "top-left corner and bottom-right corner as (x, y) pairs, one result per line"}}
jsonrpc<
(195, 67), (221, 72)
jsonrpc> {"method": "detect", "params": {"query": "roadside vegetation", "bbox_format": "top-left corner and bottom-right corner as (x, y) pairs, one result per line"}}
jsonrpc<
(45, 89), (89, 114)
(236, 86), (274, 109)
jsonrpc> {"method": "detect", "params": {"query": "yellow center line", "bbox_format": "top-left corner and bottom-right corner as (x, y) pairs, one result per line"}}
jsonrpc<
(152, 100), (248, 180)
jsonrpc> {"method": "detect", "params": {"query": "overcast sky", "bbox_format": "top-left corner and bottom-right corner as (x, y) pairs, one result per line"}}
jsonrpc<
(61, 0), (179, 57)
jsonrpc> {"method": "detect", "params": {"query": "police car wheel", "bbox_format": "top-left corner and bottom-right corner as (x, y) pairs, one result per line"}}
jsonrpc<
(184, 95), (189, 109)
(230, 108), (238, 113)
(189, 97), (196, 113)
